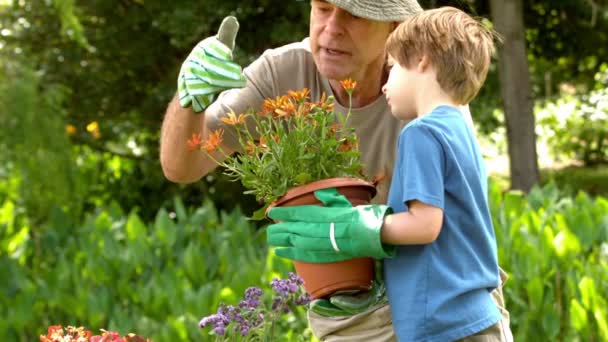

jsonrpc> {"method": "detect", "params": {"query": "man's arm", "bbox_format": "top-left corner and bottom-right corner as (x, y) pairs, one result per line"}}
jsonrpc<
(160, 16), (243, 183)
(160, 94), (233, 183)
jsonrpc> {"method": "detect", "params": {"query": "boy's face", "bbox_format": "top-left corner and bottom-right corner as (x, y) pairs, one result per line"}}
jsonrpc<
(382, 56), (418, 120)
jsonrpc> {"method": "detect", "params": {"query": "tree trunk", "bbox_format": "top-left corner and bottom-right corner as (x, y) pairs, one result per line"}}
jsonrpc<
(489, 0), (539, 192)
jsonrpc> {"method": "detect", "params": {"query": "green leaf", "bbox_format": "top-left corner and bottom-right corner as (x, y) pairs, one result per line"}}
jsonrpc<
(153, 208), (175, 245)
(553, 228), (581, 258)
(594, 298), (608, 341)
(249, 206), (268, 221)
(570, 298), (588, 331)
(126, 212), (146, 241)
(541, 299), (561, 339)
(578, 276), (596, 309)
(219, 287), (236, 304)
(525, 277), (544, 311)
(174, 197), (188, 223)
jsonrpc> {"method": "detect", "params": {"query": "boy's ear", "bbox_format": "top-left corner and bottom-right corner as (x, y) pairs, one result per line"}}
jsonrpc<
(390, 21), (400, 32)
(418, 54), (430, 72)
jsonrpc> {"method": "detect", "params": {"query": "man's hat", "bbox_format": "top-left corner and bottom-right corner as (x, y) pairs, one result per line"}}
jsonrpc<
(326, 0), (423, 22)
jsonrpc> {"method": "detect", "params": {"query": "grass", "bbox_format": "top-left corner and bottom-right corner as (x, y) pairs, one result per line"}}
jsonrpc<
(540, 164), (608, 197)
(487, 163), (608, 198)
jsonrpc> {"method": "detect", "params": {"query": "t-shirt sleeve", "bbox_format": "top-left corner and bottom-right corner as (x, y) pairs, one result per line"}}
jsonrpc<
(396, 123), (445, 210)
(204, 53), (276, 151)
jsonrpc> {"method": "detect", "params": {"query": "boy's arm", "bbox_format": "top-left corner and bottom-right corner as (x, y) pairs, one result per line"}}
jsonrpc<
(381, 200), (443, 245)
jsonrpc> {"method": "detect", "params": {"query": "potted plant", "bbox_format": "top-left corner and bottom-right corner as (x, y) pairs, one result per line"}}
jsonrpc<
(188, 80), (377, 298)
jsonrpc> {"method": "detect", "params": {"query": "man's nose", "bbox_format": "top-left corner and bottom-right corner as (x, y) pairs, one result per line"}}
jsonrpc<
(325, 8), (348, 36)
(382, 84), (387, 94)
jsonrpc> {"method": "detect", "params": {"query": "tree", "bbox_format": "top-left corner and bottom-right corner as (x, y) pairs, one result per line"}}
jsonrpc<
(489, 0), (540, 191)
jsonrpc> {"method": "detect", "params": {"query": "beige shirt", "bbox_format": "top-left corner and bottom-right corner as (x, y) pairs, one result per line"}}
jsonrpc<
(206, 38), (407, 204)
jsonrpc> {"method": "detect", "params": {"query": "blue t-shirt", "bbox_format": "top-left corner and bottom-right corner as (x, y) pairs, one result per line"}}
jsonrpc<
(385, 106), (501, 341)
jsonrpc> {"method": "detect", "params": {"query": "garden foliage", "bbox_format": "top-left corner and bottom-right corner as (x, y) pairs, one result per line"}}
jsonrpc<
(1, 181), (606, 341)
(537, 68), (608, 166)
(490, 182), (608, 341)
(0, 196), (310, 341)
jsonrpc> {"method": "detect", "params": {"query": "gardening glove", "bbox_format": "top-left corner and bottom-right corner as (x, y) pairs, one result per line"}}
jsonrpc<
(178, 16), (247, 113)
(267, 188), (395, 263)
(310, 260), (389, 317)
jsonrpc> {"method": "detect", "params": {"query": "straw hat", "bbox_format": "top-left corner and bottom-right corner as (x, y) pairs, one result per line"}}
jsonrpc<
(326, 0), (423, 22)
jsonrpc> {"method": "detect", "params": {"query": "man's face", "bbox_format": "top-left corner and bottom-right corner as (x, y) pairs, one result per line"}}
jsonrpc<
(309, 1), (394, 81)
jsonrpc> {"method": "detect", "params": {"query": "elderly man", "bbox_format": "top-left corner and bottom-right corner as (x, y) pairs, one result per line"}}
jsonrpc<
(160, 1), (511, 341)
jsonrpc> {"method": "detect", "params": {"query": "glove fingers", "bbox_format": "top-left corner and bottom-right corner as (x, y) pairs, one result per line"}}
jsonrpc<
(267, 222), (331, 239)
(330, 290), (375, 314)
(310, 299), (351, 317)
(273, 248), (353, 263)
(313, 188), (353, 208)
(267, 205), (351, 222)
(216, 16), (239, 50)
(186, 51), (244, 81)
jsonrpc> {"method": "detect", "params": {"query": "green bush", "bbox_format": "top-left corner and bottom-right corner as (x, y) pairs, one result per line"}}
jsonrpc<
(541, 165), (608, 197)
(0, 197), (310, 341)
(489, 182), (608, 341)
(537, 67), (608, 166)
(2, 180), (607, 341)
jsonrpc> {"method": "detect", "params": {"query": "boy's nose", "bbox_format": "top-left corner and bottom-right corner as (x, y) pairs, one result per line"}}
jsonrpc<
(381, 84), (387, 94)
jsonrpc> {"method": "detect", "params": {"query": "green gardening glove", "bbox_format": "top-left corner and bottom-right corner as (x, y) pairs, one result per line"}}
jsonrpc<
(178, 16), (247, 113)
(309, 260), (389, 317)
(267, 188), (395, 263)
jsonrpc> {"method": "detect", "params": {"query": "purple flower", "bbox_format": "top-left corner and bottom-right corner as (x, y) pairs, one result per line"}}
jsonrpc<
(214, 326), (226, 335)
(240, 287), (263, 309)
(199, 311), (230, 336)
(288, 272), (304, 286)
(295, 293), (312, 306)
(199, 272), (310, 338)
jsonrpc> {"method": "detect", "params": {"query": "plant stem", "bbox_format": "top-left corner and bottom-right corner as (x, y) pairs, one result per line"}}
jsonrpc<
(268, 319), (276, 342)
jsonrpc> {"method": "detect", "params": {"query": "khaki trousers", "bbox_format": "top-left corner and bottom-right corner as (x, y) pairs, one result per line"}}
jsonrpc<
(309, 269), (513, 342)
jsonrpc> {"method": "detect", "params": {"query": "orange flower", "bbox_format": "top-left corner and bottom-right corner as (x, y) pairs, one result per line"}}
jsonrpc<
(288, 88), (310, 102)
(339, 137), (359, 152)
(275, 99), (297, 118)
(187, 133), (203, 151)
(328, 123), (342, 135)
(65, 124), (77, 136)
(340, 78), (357, 93)
(245, 140), (257, 155)
(220, 111), (247, 126)
(261, 95), (290, 117)
(311, 92), (334, 111)
(373, 171), (387, 185)
(259, 136), (269, 152)
(203, 129), (224, 153)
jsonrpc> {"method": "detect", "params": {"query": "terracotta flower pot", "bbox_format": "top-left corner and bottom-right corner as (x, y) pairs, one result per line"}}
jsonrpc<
(268, 177), (377, 299)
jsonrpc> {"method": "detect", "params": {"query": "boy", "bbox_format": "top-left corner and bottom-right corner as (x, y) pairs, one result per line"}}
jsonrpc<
(267, 6), (511, 341)
(379, 6), (507, 341)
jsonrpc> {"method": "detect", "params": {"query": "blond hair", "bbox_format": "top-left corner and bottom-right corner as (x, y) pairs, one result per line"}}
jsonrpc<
(386, 6), (498, 105)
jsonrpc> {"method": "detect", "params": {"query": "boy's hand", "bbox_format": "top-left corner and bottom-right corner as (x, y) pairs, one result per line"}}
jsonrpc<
(266, 188), (395, 262)
(178, 16), (246, 113)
